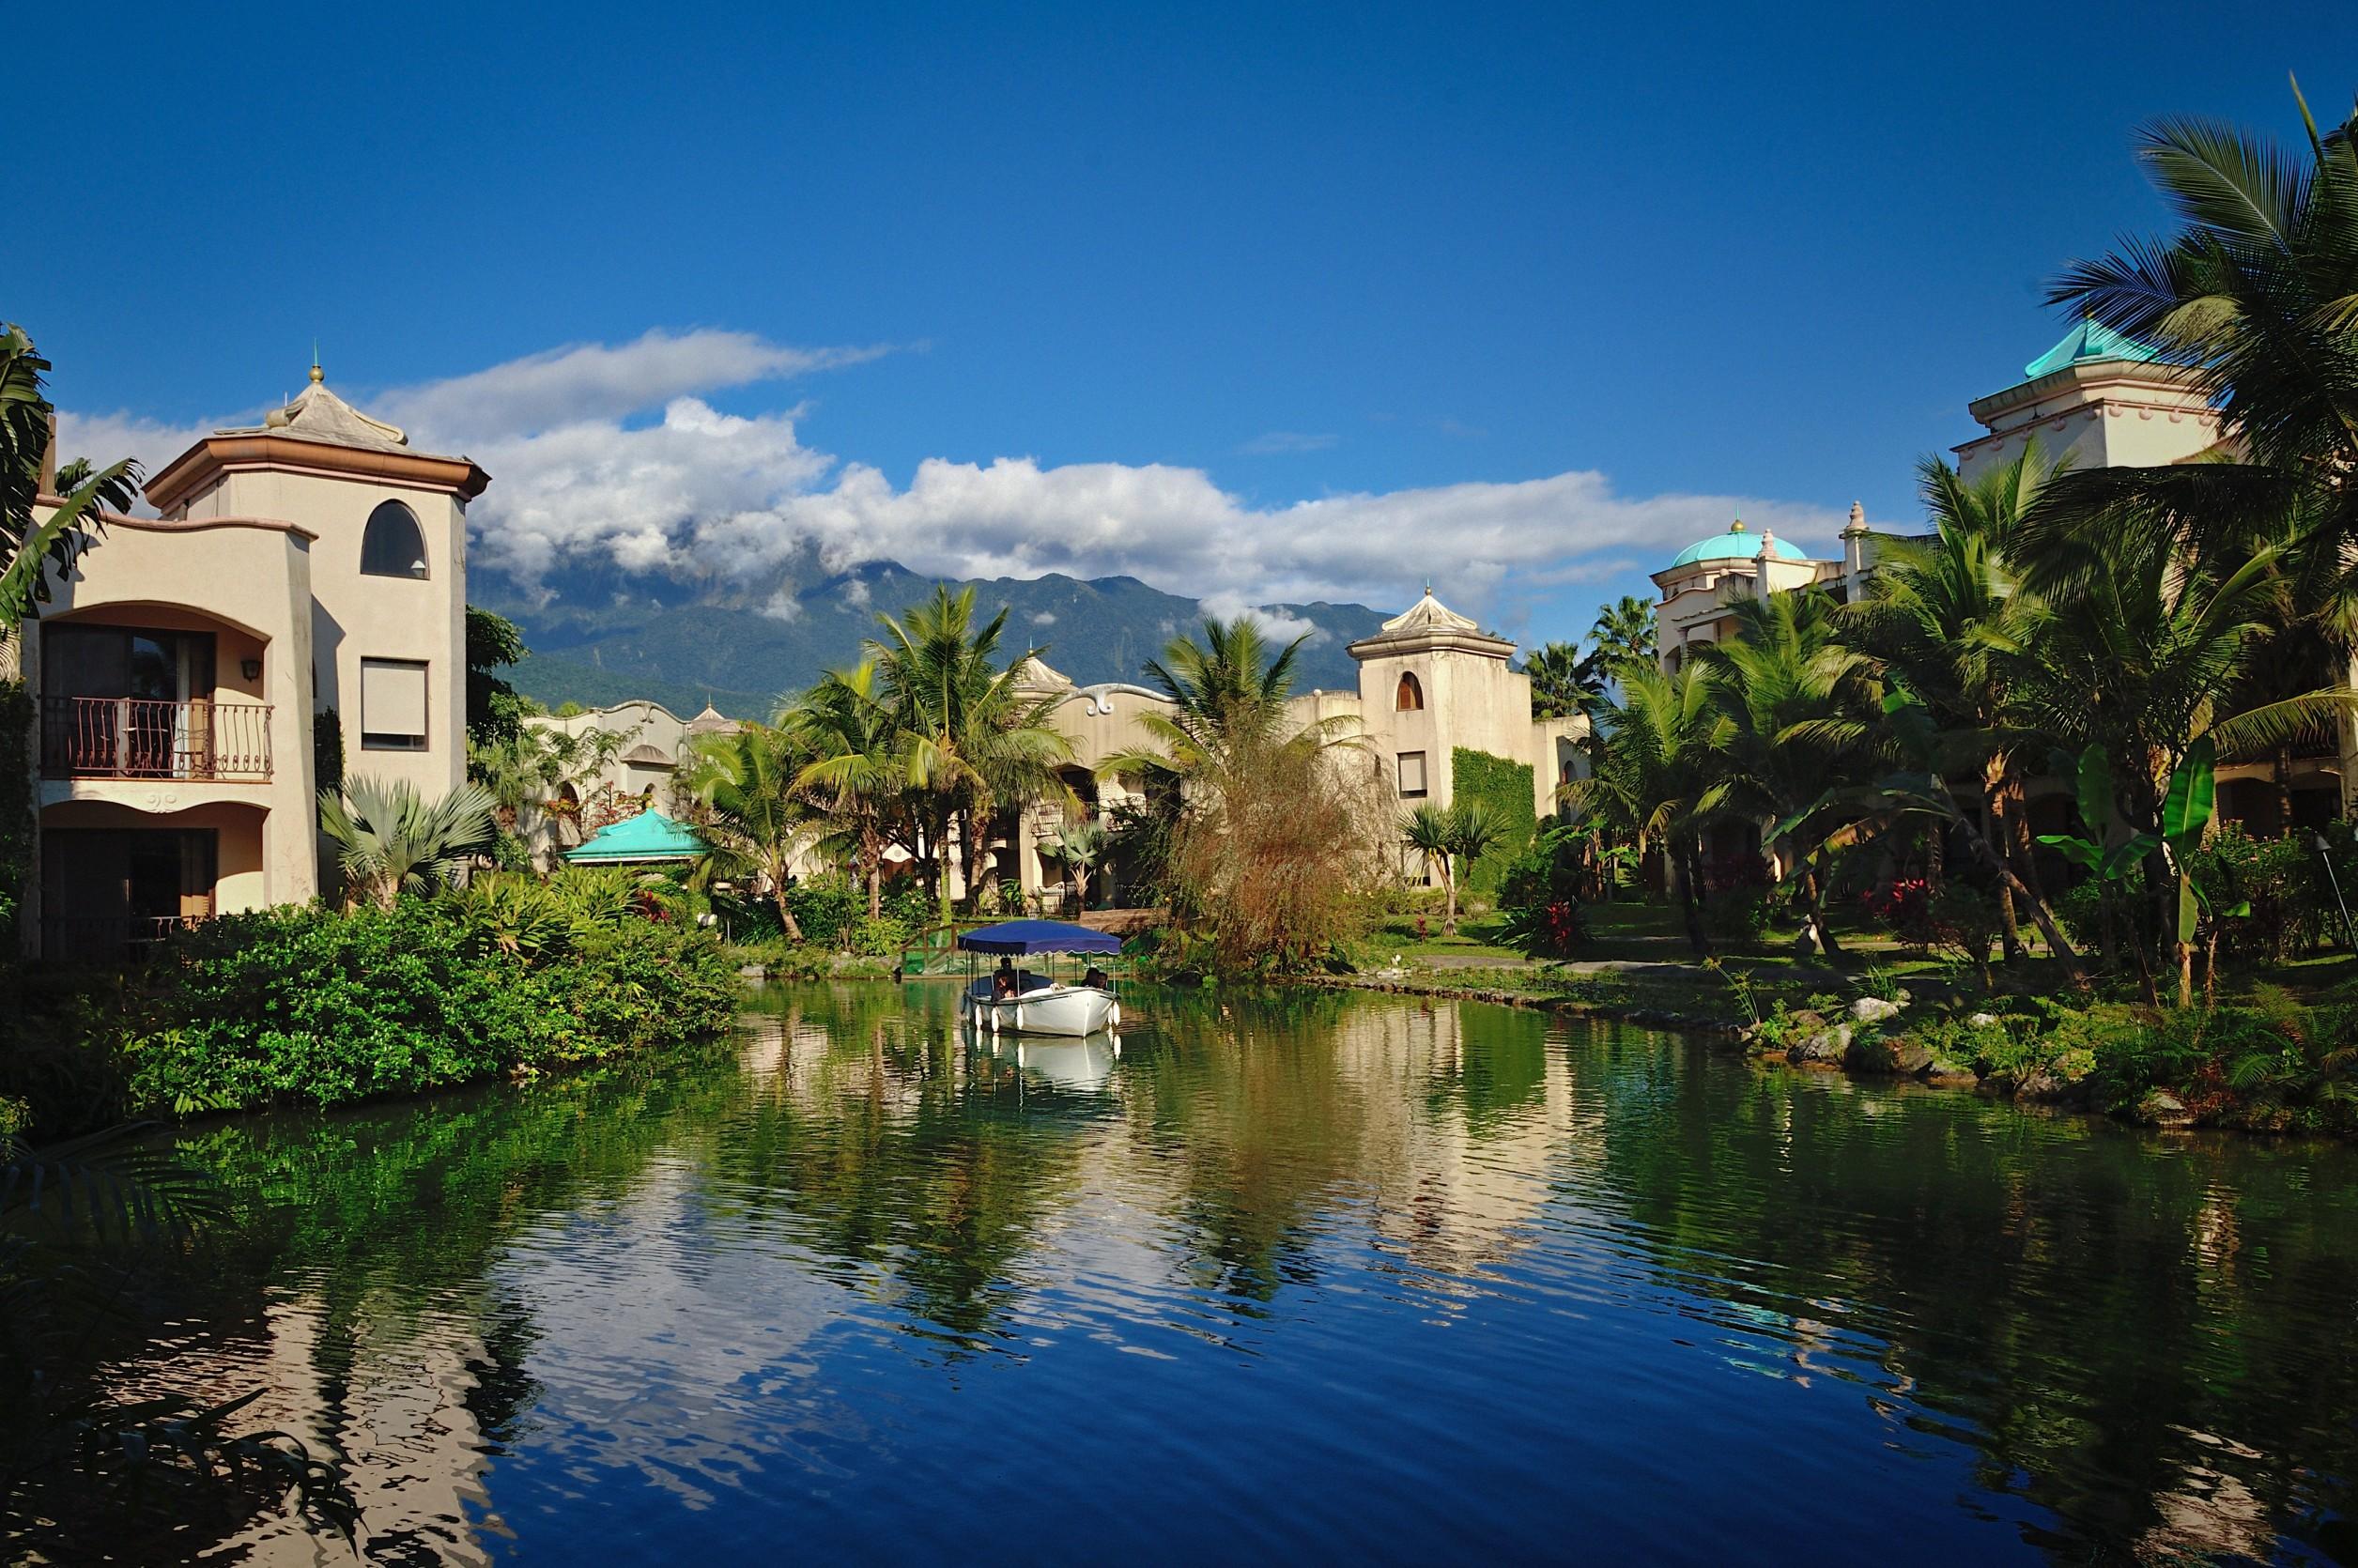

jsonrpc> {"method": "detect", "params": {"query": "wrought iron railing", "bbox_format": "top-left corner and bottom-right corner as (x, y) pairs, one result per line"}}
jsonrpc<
(39, 914), (208, 962)
(39, 696), (272, 780)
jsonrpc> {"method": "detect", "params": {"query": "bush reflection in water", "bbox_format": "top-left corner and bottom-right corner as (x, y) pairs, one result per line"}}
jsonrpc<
(18, 981), (2358, 1565)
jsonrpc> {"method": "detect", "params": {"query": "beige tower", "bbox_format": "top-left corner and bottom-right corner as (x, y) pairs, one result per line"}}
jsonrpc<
(1348, 589), (1582, 826)
(146, 365), (486, 799)
(1955, 320), (2225, 482)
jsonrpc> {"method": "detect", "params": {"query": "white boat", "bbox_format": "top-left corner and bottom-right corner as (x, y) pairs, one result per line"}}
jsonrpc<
(963, 976), (1120, 1038)
(951, 919), (1130, 1038)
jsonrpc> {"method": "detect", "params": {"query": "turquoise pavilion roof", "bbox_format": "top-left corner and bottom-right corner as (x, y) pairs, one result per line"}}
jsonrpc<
(563, 808), (706, 864)
(2023, 319), (2159, 379)
(1668, 521), (1809, 570)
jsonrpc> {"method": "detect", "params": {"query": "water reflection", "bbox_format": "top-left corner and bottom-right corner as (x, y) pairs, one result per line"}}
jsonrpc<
(13, 982), (2357, 1565)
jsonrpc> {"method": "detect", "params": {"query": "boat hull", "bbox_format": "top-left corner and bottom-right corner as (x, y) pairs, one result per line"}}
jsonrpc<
(963, 984), (1119, 1037)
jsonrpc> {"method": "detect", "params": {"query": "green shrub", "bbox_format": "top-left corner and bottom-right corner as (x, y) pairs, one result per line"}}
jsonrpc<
(1703, 890), (1773, 943)
(784, 875), (862, 948)
(2188, 823), (2319, 963)
(108, 898), (736, 1117)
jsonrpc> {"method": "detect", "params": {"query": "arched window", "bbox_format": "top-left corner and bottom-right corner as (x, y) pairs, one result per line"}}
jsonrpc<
(1395, 671), (1424, 711)
(360, 500), (428, 578)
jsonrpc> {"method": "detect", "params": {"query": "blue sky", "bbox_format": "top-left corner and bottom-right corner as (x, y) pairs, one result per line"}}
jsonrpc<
(18, 2), (2354, 648)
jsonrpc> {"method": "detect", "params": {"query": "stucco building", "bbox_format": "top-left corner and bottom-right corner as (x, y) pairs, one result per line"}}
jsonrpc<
(23, 364), (485, 957)
(1645, 319), (2335, 838)
(1006, 589), (1589, 905)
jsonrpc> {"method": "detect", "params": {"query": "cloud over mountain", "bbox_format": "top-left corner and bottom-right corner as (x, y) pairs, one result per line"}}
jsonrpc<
(63, 328), (1844, 620)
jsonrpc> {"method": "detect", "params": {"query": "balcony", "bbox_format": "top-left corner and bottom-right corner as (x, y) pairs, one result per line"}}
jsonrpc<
(40, 696), (273, 781)
(39, 914), (208, 963)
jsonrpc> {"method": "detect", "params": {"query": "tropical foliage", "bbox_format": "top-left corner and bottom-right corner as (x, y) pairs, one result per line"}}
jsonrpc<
(317, 776), (498, 911)
(0, 325), (139, 625)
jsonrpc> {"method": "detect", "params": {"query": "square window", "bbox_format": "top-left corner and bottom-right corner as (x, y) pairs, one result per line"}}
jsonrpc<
(360, 658), (430, 750)
(1397, 750), (1426, 798)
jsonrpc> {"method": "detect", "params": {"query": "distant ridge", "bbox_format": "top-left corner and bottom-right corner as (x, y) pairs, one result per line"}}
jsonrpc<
(476, 559), (1390, 719)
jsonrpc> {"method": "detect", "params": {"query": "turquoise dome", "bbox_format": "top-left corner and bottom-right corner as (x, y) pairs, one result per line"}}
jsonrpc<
(1668, 522), (1808, 570)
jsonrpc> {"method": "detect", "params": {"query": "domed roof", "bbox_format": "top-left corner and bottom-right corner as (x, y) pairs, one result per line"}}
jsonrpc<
(2023, 318), (2159, 379)
(1668, 520), (1809, 570)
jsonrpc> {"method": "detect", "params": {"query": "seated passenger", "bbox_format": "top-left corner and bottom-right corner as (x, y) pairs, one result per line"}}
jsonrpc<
(1082, 965), (1109, 990)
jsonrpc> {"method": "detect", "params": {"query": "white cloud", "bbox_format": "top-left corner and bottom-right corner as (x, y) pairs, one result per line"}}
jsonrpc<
(1197, 593), (1324, 645)
(759, 587), (802, 623)
(61, 329), (1845, 621)
(1241, 430), (1338, 455)
(378, 328), (888, 441)
(50, 409), (224, 499)
(1030, 610), (1056, 625)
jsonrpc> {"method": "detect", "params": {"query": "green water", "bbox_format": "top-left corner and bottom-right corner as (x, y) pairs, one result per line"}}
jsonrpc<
(18, 981), (2358, 1564)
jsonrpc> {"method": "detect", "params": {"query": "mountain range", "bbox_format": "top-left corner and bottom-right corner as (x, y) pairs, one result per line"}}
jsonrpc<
(474, 558), (1395, 718)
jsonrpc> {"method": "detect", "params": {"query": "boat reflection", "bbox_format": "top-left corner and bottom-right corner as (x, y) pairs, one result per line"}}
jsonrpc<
(989, 1030), (1119, 1089)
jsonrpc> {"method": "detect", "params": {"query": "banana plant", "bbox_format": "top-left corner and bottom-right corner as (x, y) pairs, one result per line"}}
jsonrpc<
(2039, 741), (2244, 1007)
(2035, 746), (2153, 886)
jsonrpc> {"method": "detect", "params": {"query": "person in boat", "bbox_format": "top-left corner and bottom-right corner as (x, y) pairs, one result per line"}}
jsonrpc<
(1081, 965), (1109, 991)
(992, 957), (1018, 999)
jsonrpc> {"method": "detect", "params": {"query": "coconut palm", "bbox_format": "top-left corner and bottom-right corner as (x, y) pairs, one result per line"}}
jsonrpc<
(468, 728), (562, 835)
(1, 325), (140, 624)
(1522, 641), (1595, 720)
(1849, 447), (2058, 957)
(867, 585), (1075, 914)
(785, 660), (903, 918)
(317, 776), (497, 911)
(1694, 591), (1881, 957)
(1104, 614), (1353, 782)
(1564, 660), (1726, 956)
(2042, 85), (2358, 576)
(1583, 594), (1658, 682)
(680, 721), (818, 941)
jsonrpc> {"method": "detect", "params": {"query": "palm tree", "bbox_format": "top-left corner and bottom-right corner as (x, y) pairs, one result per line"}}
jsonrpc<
(2042, 86), (2358, 576)
(1522, 641), (1595, 720)
(468, 728), (562, 836)
(1400, 802), (1458, 932)
(1104, 614), (1353, 782)
(1444, 801), (1507, 931)
(867, 585), (1075, 915)
(680, 721), (819, 941)
(1583, 594), (1658, 682)
(317, 776), (497, 911)
(1694, 591), (1880, 957)
(1, 325), (140, 624)
(1051, 818), (1109, 910)
(1564, 661), (1726, 956)
(785, 660), (903, 918)
(1395, 799), (1506, 937)
(1849, 447), (2057, 958)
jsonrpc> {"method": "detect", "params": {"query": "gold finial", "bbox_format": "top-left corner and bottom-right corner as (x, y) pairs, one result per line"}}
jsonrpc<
(309, 340), (323, 384)
(1731, 518), (1746, 533)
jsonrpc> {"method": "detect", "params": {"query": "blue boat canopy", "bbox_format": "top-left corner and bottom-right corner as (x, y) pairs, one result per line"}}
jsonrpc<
(956, 919), (1124, 956)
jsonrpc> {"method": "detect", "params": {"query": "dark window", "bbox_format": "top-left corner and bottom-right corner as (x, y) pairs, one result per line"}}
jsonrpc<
(1395, 671), (1424, 711)
(361, 500), (429, 578)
